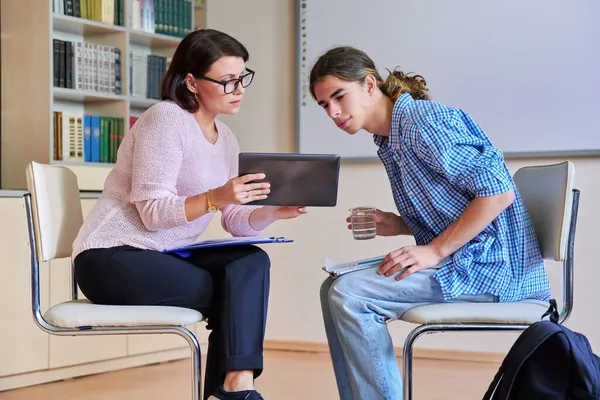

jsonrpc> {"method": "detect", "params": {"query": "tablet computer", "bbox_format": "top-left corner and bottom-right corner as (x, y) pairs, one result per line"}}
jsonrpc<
(238, 152), (341, 207)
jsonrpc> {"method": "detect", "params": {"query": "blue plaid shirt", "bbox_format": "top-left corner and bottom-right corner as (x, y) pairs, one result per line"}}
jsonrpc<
(374, 93), (550, 302)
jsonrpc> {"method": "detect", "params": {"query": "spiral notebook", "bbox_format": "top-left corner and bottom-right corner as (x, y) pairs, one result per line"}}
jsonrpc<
(323, 255), (384, 278)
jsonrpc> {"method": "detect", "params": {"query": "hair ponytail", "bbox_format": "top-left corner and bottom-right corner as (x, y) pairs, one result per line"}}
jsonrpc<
(380, 69), (430, 101)
(309, 46), (431, 102)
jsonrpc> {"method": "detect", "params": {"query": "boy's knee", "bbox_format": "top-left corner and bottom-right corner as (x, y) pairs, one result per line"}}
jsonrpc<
(320, 275), (361, 309)
(333, 271), (363, 291)
(320, 276), (334, 303)
(321, 268), (385, 309)
(328, 273), (364, 306)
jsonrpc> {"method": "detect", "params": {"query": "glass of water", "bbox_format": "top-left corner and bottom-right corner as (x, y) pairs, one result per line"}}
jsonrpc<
(349, 206), (377, 240)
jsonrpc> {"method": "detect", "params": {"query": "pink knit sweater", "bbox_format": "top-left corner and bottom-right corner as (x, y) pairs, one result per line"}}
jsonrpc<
(72, 101), (261, 259)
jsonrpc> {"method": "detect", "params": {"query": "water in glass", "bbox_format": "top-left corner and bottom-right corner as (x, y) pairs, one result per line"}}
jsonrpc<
(350, 207), (376, 240)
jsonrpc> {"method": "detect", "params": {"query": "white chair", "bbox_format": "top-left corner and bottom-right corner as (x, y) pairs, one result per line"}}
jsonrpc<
(399, 161), (580, 400)
(24, 161), (205, 400)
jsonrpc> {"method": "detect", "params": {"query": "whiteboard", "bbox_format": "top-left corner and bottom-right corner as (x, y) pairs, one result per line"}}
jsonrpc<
(295, 0), (600, 160)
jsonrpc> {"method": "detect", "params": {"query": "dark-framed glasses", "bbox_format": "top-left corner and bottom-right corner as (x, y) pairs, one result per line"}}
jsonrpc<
(193, 68), (255, 94)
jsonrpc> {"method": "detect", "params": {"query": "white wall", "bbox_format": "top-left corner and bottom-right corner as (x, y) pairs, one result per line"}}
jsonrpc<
(206, 0), (599, 355)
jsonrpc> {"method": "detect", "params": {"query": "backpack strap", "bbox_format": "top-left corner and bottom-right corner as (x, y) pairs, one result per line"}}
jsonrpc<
(541, 298), (559, 324)
(482, 299), (562, 400)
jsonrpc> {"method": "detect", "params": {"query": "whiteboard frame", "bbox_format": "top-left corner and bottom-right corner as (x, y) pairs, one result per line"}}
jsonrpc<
(293, 0), (600, 161)
(294, 0), (381, 163)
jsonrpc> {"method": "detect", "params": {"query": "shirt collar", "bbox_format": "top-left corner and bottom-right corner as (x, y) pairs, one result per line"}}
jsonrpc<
(374, 92), (413, 149)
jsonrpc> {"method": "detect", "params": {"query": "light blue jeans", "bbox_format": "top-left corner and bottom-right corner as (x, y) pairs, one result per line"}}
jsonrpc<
(320, 265), (497, 400)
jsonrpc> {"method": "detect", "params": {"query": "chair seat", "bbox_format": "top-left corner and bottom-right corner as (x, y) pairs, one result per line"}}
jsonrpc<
(44, 300), (204, 328)
(400, 300), (550, 325)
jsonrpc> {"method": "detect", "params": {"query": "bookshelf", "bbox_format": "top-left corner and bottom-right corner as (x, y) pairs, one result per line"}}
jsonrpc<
(0, 0), (207, 191)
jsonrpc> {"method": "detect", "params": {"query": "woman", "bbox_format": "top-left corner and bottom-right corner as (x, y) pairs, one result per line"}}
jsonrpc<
(72, 29), (305, 400)
(309, 46), (550, 399)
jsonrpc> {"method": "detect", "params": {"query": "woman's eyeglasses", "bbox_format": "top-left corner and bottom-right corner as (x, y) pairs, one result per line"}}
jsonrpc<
(193, 68), (255, 94)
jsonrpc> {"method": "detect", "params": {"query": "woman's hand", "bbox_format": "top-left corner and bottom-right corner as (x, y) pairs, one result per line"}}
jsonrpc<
(378, 244), (443, 280)
(211, 173), (271, 207)
(248, 206), (307, 231)
(271, 206), (308, 220)
(346, 209), (410, 236)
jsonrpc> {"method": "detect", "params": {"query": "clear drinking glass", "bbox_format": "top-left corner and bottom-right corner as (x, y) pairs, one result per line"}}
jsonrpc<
(349, 206), (377, 240)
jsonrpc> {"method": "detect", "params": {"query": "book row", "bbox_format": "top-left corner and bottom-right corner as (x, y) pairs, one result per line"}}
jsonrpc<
(129, 52), (169, 100)
(53, 0), (125, 27)
(131, 0), (194, 38)
(53, 0), (195, 38)
(53, 39), (122, 95)
(53, 111), (125, 164)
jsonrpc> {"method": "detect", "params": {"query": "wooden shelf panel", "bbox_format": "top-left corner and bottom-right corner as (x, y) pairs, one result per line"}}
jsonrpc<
(0, 0), (208, 385)
(2, 0), (200, 191)
(130, 97), (160, 109)
(53, 88), (127, 103)
(52, 14), (126, 36)
(51, 160), (115, 168)
(129, 30), (182, 47)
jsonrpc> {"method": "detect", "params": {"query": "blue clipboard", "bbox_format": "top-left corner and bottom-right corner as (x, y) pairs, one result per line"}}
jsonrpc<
(163, 236), (293, 258)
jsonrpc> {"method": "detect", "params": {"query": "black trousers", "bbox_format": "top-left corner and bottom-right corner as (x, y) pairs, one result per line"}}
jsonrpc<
(73, 244), (270, 399)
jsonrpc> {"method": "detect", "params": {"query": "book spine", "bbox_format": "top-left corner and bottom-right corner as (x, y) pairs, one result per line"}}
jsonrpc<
(83, 114), (91, 162)
(65, 0), (75, 16)
(59, 40), (66, 88)
(53, 39), (60, 87)
(74, 41), (84, 91)
(73, 0), (81, 17)
(66, 41), (73, 89)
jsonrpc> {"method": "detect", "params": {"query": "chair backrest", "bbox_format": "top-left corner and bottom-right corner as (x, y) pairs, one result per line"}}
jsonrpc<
(513, 161), (575, 262)
(25, 162), (84, 262)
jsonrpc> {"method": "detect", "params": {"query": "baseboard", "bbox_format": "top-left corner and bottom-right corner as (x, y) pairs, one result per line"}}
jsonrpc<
(0, 346), (205, 392)
(264, 340), (504, 364)
(1, 340), (502, 392)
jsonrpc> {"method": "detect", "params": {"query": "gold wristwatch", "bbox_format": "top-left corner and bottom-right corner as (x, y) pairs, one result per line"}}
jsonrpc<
(206, 190), (218, 213)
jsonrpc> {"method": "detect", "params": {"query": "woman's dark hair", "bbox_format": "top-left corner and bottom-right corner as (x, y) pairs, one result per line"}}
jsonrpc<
(308, 46), (429, 102)
(161, 29), (249, 113)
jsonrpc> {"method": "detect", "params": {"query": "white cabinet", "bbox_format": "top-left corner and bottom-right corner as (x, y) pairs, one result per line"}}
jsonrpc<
(0, 197), (49, 377)
(0, 195), (202, 391)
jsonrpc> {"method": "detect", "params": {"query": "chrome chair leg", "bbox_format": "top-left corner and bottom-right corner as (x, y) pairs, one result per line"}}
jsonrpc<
(177, 327), (202, 400)
(402, 324), (434, 400)
(402, 324), (529, 400)
(401, 336), (414, 400)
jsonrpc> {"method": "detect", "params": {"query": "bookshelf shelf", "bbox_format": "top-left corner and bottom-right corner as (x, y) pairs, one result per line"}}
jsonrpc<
(130, 97), (159, 109)
(1, 0), (206, 191)
(129, 29), (182, 47)
(53, 88), (127, 103)
(52, 14), (126, 36)
(52, 160), (114, 168)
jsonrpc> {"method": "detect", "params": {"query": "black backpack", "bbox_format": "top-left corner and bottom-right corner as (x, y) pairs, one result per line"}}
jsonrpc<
(483, 299), (600, 400)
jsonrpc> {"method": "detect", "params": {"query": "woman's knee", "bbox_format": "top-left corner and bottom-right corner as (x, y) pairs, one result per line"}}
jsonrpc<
(227, 245), (271, 271)
(223, 246), (271, 287)
(246, 246), (271, 272)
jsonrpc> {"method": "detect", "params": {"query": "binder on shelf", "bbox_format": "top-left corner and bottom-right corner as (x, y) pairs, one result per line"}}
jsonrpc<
(163, 236), (293, 257)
